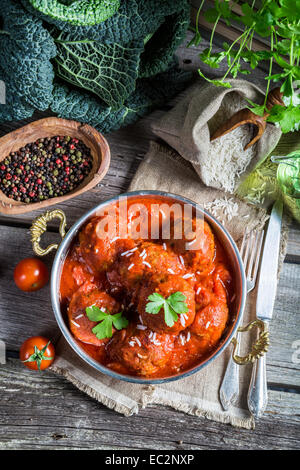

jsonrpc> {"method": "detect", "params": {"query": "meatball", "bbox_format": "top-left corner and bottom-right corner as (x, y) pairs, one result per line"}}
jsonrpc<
(78, 215), (136, 274)
(139, 241), (183, 277)
(68, 282), (120, 346)
(166, 217), (215, 273)
(189, 300), (228, 347)
(107, 242), (183, 302)
(107, 325), (174, 376)
(171, 331), (211, 372)
(60, 255), (95, 303)
(190, 269), (229, 346)
(138, 275), (196, 334)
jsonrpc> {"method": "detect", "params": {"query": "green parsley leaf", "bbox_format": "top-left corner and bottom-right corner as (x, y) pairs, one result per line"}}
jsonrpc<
(198, 70), (232, 88)
(145, 293), (166, 314)
(163, 302), (177, 327)
(245, 99), (266, 117)
(168, 292), (189, 314)
(267, 104), (300, 133)
(86, 306), (128, 340)
(112, 312), (129, 330)
(86, 305), (107, 322)
(92, 317), (114, 340)
(146, 291), (188, 328)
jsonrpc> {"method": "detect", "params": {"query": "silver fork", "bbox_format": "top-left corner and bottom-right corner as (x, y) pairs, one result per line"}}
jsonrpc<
(219, 229), (264, 410)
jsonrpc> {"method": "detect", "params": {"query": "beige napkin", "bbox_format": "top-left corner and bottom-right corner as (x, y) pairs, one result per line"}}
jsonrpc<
(51, 141), (288, 429)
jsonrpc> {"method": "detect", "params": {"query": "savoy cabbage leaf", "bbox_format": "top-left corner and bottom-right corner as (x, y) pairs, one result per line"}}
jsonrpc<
(24, 0), (120, 26)
(139, 2), (190, 78)
(0, 70), (34, 122)
(53, 31), (143, 108)
(0, 0), (56, 120)
(51, 66), (192, 133)
(21, 0), (184, 43)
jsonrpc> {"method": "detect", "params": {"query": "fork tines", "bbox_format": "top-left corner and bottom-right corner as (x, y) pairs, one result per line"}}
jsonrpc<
(240, 230), (264, 292)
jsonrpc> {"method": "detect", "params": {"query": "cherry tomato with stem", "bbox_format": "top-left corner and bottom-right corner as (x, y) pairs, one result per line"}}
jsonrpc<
(14, 258), (49, 292)
(20, 336), (55, 371)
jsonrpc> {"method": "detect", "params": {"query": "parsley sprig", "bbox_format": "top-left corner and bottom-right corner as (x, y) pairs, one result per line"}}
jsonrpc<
(189, 0), (300, 133)
(145, 291), (188, 327)
(86, 306), (128, 339)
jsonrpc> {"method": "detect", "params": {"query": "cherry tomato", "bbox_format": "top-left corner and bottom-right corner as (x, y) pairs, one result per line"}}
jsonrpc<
(14, 258), (49, 292)
(20, 336), (55, 371)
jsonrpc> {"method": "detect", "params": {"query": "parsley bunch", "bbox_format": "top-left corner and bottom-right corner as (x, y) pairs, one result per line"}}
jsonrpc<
(86, 306), (128, 339)
(189, 0), (300, 133)
(146, 292), (188, 327)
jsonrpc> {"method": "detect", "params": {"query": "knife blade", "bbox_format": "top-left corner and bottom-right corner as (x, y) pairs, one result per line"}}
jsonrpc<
(247, 199), (283, 419)
(256, 199), (283, 321)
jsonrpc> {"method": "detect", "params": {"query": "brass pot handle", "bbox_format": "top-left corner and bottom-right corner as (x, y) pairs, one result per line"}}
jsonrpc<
(30, 209), (67, 256)
(231, 319), (270, 365)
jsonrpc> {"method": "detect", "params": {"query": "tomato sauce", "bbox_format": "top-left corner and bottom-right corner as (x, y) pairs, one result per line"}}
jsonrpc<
(60, 196), (234, 378)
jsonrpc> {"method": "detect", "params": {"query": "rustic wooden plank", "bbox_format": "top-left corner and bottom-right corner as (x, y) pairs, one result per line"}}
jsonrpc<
(0, 358), (299, 450)
(268, 262), (300, 387)
(286, 223), (300, 263)
(0, 226), (299, 389)
(0, 227), (61, 349)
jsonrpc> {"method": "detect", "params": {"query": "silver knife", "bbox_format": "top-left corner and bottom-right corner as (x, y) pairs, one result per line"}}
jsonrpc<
(247, 199), (283, 418)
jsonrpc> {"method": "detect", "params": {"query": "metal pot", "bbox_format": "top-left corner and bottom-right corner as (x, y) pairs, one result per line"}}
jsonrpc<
(30, 191), (259, 384)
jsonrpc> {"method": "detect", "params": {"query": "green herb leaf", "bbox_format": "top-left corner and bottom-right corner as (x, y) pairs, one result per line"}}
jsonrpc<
(112, 312), (129, 330)
(86, 306), (128, 339)
(145, 293), (166, 314)
(163, 302), (177, 327)
(86, 305), (107, 322)
(267, 104), (300, 133)
(246, 99), (266, 117)
(168, 292), (189, 314)
(146, 291), (188, 327)
(92, 317), (114, 340)
(198, 70), (232, 88)
(192, 0), (300, 133)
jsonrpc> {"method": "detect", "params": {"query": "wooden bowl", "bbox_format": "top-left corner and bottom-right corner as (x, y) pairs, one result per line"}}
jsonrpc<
(0, 117), (111, 215)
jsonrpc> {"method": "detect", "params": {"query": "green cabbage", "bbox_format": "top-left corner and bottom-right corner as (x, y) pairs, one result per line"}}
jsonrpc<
(54, 32), (144, 108)
(0, 0), (191, 133)
(51, 66), (192, 133)
(24, 0), (120, 26)
(276, 153), (300, 222)
(0, 0), (57, 121)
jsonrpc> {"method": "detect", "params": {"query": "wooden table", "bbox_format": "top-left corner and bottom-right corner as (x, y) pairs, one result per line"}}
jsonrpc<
(0, 33), (299, 450)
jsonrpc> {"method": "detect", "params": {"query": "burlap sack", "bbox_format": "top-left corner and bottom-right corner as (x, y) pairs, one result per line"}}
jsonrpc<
(152, 79), (282, 193)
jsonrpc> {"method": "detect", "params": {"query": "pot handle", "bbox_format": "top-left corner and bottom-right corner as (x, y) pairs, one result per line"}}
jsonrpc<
(30, 209), (67, 256)
(231, 319), (270, 365)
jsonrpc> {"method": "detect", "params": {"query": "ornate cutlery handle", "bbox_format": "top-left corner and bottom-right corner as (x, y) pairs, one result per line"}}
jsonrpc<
(247, 322), (269, 419)
(247, 354), (268, 418)
(220, 319), (269, 411)
(219, 333), (240, 410)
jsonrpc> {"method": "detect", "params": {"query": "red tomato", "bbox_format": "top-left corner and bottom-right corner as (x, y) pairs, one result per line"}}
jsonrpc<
(14, 258), (49, 292)
(20, 336), (55, 371)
